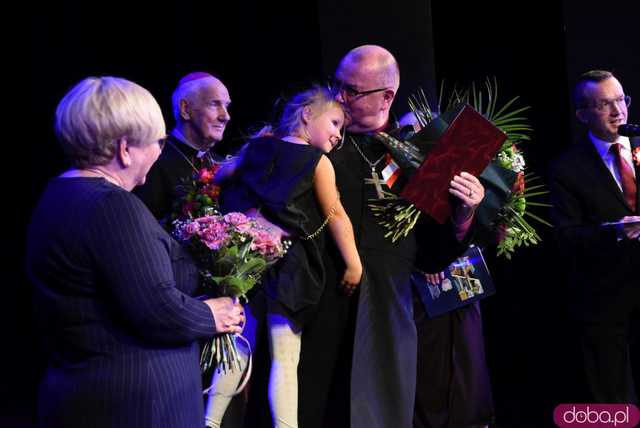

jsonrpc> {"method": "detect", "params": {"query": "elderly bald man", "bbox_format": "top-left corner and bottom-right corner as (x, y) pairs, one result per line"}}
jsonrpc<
(299, 45), (488, 428)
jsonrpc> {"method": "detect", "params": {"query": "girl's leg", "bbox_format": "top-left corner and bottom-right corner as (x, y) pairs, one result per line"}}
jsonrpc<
(267, 300), (302, 428)
(204, 301), (260, 428)
(204, 345), (249, 428)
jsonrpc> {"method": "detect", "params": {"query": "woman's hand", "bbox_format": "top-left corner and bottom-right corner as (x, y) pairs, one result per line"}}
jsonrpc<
(204, 297), (245, 335)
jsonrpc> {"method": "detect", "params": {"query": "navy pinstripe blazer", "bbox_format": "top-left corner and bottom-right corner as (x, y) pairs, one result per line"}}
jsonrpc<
(27, 177), (216, 428)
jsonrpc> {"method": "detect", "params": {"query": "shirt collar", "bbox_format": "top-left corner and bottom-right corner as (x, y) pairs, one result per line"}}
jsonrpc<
(589, 131), (631, 158)
(170, 128), (210, 158)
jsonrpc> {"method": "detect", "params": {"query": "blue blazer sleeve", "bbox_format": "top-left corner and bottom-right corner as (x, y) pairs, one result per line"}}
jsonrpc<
(87, 189), (216, 344)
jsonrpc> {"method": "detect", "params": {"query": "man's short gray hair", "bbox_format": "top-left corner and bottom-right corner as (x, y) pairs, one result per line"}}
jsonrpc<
(171, 74), (219, 121)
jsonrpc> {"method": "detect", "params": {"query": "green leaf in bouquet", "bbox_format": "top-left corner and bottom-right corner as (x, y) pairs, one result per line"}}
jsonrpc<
(369, 198), (422, 243)
(220, 245), (239, 258)
(213, 247), (240, 276)
(236, 256), (267, 277)
(407, 87), (434, 128)
(238, 239), (253, 260)
(521, 184), (546, 192)
(523, 210), (553, 227)
(214, 253), (236, 267)
(521, 190), (550, 198)
(220, 275), (254, 297)
(239, 276), (258, 297)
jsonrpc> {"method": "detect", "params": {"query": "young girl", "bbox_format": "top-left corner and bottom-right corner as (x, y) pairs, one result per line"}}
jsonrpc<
(205, 86), (362, 428)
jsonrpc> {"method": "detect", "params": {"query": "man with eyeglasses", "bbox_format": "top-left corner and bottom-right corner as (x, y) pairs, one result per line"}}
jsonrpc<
(299, 45), (488, 428)
(549, 70), (639, 404)
(135, 72), (231, 223)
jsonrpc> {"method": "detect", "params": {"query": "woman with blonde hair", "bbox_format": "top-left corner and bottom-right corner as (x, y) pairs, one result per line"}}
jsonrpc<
(26, 76), (245, 428)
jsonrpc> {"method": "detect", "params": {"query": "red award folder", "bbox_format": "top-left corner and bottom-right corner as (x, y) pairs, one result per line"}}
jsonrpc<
(400, 104), (507, 223)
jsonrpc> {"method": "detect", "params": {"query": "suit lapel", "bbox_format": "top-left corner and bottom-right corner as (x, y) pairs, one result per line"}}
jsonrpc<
(580, 137), (632, 213)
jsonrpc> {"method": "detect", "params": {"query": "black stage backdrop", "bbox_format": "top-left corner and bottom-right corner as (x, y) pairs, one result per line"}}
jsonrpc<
(13, 1), (638, 427)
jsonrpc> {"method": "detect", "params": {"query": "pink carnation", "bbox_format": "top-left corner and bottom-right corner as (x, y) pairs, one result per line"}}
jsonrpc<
(223, 212), (249, 226)
(199, 221), (230, 250)
(183, 221), (200, 237)
(195, 215), (220, 225)
(249, 229), (282, 256)
(235, 222), (253, 233)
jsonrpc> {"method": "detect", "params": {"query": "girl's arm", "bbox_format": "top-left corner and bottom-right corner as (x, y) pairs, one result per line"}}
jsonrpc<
(313, 155), (362, 294)
(213, 143), (251, 184)
(213, 155), (240, 184)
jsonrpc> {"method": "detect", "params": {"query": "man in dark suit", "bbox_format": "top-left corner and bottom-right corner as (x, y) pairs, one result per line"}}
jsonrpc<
(549, 70), (639, 404)
(135, 72), (231, 222)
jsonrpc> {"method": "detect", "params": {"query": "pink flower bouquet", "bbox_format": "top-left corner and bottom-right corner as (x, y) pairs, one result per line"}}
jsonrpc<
(173, 212), (288, 372)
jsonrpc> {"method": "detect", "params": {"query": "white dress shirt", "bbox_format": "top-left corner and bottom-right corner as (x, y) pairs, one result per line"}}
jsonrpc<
(589, 131), (636, 193)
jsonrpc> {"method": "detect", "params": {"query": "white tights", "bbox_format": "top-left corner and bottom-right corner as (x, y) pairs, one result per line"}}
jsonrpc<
(203, 341), (250, 428)
(267, 302), (302, 428)
(203, 300), (302, 428)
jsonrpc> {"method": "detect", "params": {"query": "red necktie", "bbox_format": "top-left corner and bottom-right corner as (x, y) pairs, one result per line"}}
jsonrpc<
(611, 143), (637, 212)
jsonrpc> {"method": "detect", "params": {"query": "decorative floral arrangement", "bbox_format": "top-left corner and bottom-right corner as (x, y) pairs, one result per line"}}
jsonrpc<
(173, 212), (288, 372)
(370, 78), (551, 258)
(491, 144), (549, 258)
(171, 160), (289, 373)
(172, 164), (222, 221)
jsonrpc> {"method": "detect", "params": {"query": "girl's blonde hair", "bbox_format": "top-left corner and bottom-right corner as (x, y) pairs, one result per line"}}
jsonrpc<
(256, 85), (342, 139)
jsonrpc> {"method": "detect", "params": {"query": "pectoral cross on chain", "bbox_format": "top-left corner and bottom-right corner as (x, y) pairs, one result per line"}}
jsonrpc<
(365, 167), (386, 199)
(350, 137), (387, 199)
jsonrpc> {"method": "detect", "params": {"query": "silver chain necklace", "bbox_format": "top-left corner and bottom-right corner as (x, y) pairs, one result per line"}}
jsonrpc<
(350, 136), (386, 168)
(350, 137), (387, 198)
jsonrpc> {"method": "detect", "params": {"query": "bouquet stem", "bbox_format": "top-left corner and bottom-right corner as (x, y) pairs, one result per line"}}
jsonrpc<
(201, 333), (243, 374)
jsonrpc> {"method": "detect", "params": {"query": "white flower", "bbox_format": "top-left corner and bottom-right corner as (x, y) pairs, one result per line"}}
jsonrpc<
(512, 153), (526, 172)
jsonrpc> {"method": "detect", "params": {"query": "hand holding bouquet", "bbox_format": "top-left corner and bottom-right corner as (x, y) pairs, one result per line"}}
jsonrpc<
(173, 211), (289, 372)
